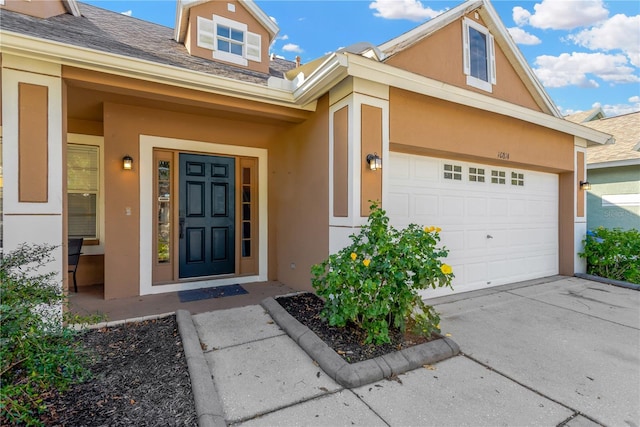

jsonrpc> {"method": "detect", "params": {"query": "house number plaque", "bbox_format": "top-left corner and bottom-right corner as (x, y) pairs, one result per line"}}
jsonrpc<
(497, 151), (510, 160)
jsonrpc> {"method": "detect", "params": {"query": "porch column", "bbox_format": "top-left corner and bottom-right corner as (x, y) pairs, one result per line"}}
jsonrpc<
(328, 78), (389, 254)
(1, 55), (65, 289)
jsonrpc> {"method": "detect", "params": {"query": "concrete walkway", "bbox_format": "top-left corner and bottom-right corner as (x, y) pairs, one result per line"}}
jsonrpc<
(181, 276), (639, 427)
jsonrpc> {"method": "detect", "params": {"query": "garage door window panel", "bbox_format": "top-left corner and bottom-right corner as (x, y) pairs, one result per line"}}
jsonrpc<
(491, 170), (506, 184)
(511, 172), (525, 186)
(469, 167), (486, 183)
(444, 164), (463, 180)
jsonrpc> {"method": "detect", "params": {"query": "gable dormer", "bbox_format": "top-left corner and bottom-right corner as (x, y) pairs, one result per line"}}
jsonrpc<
(174, 0), (278, 75)
(0, 0), (80, 19)
(379, 0), (558, 116)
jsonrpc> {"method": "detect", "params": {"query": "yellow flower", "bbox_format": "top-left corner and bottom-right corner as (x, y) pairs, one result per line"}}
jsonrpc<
(435, 227), (442, 233)
(436, 324), (441, 330)
(363, 259), (371, 267)
(424, 226), (435, 233)
(440, 264), (452, 275)
(350, 252), (357, 261)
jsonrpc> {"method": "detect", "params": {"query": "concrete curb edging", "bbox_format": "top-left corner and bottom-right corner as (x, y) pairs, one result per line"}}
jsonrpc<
(575, 273), (640, 291)
(261, 297), (460, 389)
(176, 310), (227, 427)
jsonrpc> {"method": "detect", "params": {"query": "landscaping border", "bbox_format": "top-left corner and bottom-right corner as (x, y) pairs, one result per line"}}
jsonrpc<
(261, 296), (460, 389)
(575, 273), (640, 291)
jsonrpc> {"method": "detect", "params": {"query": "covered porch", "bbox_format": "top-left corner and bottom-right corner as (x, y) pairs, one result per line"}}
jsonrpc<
(68, 281), (296, 323)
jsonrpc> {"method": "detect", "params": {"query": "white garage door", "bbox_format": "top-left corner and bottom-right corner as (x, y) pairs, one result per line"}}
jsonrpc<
(388, 153), (558, 298)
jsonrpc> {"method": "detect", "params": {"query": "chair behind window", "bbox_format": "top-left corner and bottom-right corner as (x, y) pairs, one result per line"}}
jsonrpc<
(68, 238), (83, 292)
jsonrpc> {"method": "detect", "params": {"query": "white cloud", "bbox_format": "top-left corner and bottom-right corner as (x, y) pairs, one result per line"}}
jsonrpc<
(629, 96), (640, 103)
(513, 0), (608, 30)
(569, 14), (640, 67)
(282, 43), (303, 53)
(507, 27), (541, 45)
(534, 52), (639, 88)
(512, 7), (531, 26)
(369, 0), (445, 22)
(269, 16), (277, 25)
(121, 10), (133, 17)
(592, 101), (640, 117)
(277, 34), (289, 41)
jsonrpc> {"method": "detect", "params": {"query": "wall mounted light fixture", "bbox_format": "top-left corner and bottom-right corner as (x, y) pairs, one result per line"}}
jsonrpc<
(123, 155), (133, 170)
(579, 180), (591, 191)
(366, 153), (382, 171)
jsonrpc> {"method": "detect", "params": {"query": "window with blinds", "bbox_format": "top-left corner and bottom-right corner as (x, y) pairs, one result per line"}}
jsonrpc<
(67, 144), (99, 239)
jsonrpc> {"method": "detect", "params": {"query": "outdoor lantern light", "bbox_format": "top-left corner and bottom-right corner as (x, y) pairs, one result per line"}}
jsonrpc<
(123, 155), (133, 170)
(580, 180), (591, 191)
(366, 153), (382, 171)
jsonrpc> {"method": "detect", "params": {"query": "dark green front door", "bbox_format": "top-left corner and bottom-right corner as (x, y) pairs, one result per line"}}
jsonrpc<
(179, 153), (235, 278)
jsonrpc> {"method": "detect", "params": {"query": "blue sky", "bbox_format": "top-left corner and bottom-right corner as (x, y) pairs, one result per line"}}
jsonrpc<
(83, 0), (640, 117)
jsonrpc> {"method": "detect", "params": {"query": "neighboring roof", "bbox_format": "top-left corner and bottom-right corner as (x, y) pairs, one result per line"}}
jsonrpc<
(565, 107), (605, 124)
(0, 2), (295, 85)
(579, 112), (640, 167)
(377, 0), (561, 118)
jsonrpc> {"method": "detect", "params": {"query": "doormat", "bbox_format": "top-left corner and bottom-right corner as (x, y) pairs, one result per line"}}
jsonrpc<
(178, 284), (248, 303)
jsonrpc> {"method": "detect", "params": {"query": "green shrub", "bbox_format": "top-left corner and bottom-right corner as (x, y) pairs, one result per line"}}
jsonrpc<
(311, 202), (454, 345)
(580, 227), (640, 284)
(1, 244), (91, 426)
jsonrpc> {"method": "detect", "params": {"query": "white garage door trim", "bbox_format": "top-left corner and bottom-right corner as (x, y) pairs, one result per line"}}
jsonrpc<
(387, 153), (559, 298)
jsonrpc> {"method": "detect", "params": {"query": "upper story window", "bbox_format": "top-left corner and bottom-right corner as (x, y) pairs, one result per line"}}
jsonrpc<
(462, 18), (496, 93)
(197, 15), (261, 66)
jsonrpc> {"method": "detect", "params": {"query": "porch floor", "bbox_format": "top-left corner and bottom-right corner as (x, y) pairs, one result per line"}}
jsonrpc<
(68, 281), (298, 323)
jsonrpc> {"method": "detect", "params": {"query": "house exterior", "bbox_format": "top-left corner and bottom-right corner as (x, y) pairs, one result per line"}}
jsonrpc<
(0, 0), (612, 300)
(566, 109), (640, 231)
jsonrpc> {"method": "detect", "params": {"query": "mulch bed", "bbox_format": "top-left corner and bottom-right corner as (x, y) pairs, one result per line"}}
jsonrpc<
(14, 294), (432, 425)
(276, 292), (432, 364)
(39, 316), (197, 427)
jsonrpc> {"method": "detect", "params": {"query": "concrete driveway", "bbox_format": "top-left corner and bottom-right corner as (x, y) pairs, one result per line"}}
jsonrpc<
(429, 276), (640, 427)
(186, 276), (639, 426)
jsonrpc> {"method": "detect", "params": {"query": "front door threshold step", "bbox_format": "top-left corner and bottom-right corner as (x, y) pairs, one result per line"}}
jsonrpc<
(261, 296), (460, 389)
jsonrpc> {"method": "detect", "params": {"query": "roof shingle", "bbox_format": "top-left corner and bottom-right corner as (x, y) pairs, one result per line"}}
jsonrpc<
(0, 2), (297, 85)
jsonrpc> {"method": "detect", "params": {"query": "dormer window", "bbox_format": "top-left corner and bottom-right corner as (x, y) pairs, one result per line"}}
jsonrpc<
(197, 15), (261, 66)
(462, 18), (496, 93)
(217, 24), (244, 56)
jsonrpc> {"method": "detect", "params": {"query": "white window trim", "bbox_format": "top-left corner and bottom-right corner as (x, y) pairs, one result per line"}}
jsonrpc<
(462, 18), (496, 93)
(67, 134), (105, 255)
(213, 15), (249, 66)
(197, 14), (262, 66)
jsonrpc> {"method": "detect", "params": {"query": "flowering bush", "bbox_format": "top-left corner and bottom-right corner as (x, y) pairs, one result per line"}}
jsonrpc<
(311, 202), (454, 345)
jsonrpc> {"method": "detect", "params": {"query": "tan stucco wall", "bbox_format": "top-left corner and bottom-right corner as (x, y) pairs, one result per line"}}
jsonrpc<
(101, 102), (292, 299)
(385, 14), (542, 112)
(68, 118), (103, 136)
(18, 83), (48, 202)
(389, 88), (573, 172)
(187, 0), (271, 74)
(269, 95), (330, 292)
(360, 104), (383, 216)
(1, 0), (67, 19)
(76, 254), (105, 287)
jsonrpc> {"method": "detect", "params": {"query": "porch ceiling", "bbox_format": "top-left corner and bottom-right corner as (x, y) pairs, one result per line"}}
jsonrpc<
(64, 67), (313, 125)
